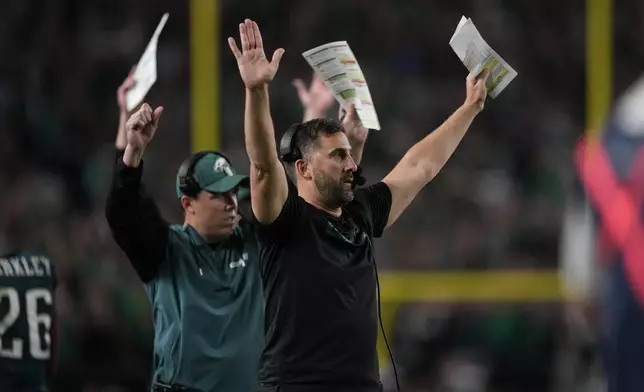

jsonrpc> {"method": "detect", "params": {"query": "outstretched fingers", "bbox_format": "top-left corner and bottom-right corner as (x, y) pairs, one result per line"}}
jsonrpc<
(252, 21), (263, 49)
(271, 48), (285, 68)
(239, 22), (250, 52)
(228, 37), (242, 59)
(245, 19), (256, 49)
(292, 78), (307, 100)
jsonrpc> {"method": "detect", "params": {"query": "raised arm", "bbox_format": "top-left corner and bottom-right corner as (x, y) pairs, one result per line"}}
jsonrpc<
(228, 19), (287, 225)
(293, 73), (335, 122)
(382, 69), (490, 229)
(106, 104), (168, 282)
(293, 73), (368, 165)
(115, 66), (137, 150)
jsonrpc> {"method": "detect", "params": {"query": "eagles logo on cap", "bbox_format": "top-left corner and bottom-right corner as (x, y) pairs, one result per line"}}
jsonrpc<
(214, 157), (234, 177)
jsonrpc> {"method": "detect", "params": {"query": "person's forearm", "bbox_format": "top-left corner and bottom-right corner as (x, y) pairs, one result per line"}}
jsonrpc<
(245, 85), (280, 171)
(105, 157), (169, 283)
(123, 144), (144, 168)
(401, 104), (479, 182)
(115, 112), (128, 150)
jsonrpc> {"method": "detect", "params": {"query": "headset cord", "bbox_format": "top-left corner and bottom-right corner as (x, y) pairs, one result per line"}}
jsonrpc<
(373, 259), (401, 392)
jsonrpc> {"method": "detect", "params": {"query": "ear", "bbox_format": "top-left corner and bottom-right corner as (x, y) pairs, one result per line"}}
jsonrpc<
(181, 195), (195, 214)
(295, 159), (313, 180)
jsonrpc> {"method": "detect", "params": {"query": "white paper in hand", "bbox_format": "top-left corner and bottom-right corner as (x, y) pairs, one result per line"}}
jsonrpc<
(302, 41), (381, 130)
(126, 13), (169, 112)
(449, 16), (517, 98)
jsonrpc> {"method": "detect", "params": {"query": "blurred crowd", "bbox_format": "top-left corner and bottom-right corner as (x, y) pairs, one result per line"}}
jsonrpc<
(0, 0), (643, 390)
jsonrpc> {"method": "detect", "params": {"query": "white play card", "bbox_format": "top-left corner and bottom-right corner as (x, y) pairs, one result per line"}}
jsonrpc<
(449, 16), (517, 98)
(302, 41), (381, 130)
(126, 13), (169, 112)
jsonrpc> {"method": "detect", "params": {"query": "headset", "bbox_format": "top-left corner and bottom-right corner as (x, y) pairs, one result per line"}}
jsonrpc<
(279, 123), (303, 163)
(279, 124), (367, 187)
(177, 150), (233, 197)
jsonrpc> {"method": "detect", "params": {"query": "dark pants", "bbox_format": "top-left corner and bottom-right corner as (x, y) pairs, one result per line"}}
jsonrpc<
(602, 261), (644, 392)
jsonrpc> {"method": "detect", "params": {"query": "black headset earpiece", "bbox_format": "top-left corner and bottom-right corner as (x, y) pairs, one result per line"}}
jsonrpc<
(178, 150), (233, 197)
(279, 124), (302, 163)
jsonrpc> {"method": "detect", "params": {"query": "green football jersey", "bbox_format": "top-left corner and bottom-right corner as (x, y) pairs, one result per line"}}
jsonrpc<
(0, 251), (56, 392)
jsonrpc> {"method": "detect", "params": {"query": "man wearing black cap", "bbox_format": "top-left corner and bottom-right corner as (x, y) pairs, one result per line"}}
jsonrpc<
(228, 19), (490, 392)
(105, 103), (263, 392)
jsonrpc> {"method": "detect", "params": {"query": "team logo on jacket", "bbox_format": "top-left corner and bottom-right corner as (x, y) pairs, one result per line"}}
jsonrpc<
(229, 252), (248, 269)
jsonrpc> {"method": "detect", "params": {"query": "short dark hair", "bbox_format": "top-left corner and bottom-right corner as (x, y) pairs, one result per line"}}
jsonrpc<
(294, 118), (344, 161)
(284, 118), (344, 181)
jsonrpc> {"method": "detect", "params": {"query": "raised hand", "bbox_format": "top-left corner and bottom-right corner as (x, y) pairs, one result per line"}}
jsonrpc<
(117, 66), (137, 115)
(464, 68), (490, 112)
(125, 103), (163, 151)
(116, 66), (137, 149)
(341, 103), (368, 146)
(293, 73), (336, 121)
(228, 19), (285, 89)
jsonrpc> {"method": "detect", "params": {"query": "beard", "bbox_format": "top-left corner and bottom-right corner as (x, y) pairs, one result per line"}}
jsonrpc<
(314, 170), (354, 209)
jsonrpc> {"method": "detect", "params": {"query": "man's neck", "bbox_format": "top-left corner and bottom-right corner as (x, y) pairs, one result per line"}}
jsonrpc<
(297, 186), (342, 217)
(183, 222), (225, 244)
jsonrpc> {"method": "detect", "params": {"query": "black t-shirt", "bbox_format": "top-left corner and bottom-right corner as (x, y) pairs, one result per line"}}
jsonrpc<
(255, 181), (392, 388)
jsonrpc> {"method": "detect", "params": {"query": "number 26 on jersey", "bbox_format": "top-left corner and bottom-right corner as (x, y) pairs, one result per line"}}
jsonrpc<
(0, 287), (53, 360)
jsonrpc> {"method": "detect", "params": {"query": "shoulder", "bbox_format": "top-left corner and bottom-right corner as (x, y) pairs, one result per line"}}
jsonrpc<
(353, 182), (392, 203)
(253, 186), (310, 240)
(347, 182), (392, 215)
(168, 224), (189, 242)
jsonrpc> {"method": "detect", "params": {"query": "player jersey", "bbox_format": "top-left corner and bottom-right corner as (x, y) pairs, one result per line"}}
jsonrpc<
(0, 250), (56, 392)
